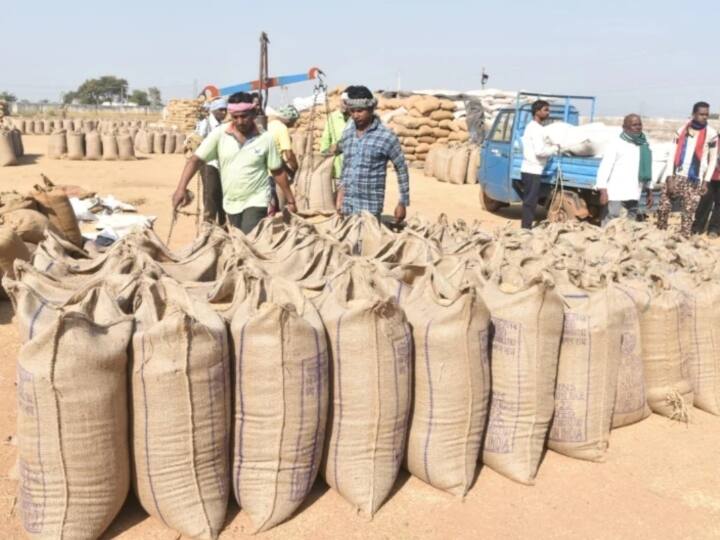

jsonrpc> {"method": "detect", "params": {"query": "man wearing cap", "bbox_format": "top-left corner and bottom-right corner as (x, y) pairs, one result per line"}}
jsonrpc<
(267, 105), (300, 212)
(335, 85), (409, 222)
(195, 97), (227, 224)
(320, 91), (350, 182)
(173, 92), (296, 234)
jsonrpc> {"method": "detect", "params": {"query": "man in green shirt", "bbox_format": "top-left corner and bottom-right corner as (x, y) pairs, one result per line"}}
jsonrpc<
(320, 92), (350, 180)
(172, 92), (296, 234)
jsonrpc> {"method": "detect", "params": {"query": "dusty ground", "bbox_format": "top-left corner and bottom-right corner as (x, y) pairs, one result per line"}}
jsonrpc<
(0, 136), (718, 540)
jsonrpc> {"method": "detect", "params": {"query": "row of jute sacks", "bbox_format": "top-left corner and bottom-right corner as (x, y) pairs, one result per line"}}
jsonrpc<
(6, 213), (720, 539)
(2, 117), (149, 135)
(0, 128), (25, 166)
(47, 129), (186, 160)
(423, 143), (481, 184)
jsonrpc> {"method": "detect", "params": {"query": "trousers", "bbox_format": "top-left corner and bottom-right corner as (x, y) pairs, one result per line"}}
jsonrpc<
(692, 180), (720, 235)
(521, 172), (543, 229)
(227, 206), (267, 235)
(655, 175), (704, 237)
(601, 200), (638, 226)
(200, 164), (225, 225)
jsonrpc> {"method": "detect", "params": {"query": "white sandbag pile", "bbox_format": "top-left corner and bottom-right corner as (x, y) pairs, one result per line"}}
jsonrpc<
(4, 210), (720, 539)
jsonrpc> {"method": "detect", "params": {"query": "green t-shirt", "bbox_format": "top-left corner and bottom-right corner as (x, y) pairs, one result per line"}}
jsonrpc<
(195, 126), (282, 214)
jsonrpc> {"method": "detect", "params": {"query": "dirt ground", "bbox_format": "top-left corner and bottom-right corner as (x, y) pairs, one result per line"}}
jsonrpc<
(0, 135), (718, 540)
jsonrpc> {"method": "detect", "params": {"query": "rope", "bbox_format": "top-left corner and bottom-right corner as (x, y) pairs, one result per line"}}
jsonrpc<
(548, 162), (566, 222)
(166, 173), (202, 246)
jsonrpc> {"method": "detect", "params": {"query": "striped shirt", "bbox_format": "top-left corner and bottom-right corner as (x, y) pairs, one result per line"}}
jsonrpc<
(338, 117), (410, 216)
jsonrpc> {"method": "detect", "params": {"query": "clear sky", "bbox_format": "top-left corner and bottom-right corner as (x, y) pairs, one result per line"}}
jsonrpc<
(3, 0), (719, 118)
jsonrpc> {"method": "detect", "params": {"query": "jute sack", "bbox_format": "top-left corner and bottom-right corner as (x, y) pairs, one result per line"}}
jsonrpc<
(0, 192), (37, 215)
(47, 130), (67, 159)
(134, 128), (151, 153)
(295, 154), (335, 212)
(231, 275), (328, 532)
(164, 132), (176, 154)
(102, 134), (119, 160)
(11, 128), (24, 157)
(433, 147), (450, 182)
(85, 130), (102, 160)
(547, 278), (623, 462)
(616, 276), (693, 421)
(424, 145), (438, 176)
(0, 131), (18, 166)
(66, 131), (85, 160)
(449, 147), (470, 184)
(0, 226), (30, 277)
(611, 283), (652, 428)
(32, 186), (83, 247)
(317, 269), (412, 516)
(154, 132), (166, 154)
(404, 270), (491, 496)
(132, 279), (231, 540)
(481, 269), (564, 484)
(1, 209), (50, 243)
(175, 133), (186, 154)
(117, 134), (135, 160)
(466, 147), (480, 185)
(670, 272), (720, 415)
(15, 296), (133, 540)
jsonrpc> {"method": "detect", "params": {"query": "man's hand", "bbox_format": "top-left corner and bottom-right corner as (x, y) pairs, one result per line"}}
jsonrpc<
(598, 189), (608, 206)
(172, 188), (189, 210)
(285, 201), (297, 214)
(394, 203), (406, 223)
(646, 190), (654, 209)
(701, 182), (709, 196)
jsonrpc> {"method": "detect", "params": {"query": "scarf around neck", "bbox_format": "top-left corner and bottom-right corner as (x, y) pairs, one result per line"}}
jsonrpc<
(620, 131), (652, 184)
(674, 122), (707, 181)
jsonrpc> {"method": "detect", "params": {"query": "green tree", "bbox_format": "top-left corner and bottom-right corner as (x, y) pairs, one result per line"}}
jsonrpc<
(0, 91), (17, 103)
(148, 87), (162, 107)
(129, 89), (150, 106)
(66, 76), (129, 105)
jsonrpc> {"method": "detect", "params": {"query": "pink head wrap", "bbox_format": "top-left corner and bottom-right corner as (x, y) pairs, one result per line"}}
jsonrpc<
(227, 102), (256, 114)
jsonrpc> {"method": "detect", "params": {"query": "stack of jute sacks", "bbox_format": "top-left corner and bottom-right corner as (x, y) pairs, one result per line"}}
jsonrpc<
(46, 126), (185, 160)
(5, 211), (720, 539)
(2, 117), (151, 135)
(163, 98), (205, 132)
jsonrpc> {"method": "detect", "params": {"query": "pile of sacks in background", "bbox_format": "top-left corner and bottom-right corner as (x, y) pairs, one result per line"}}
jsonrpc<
(4, 209), (719, 539)
(47, 127), (186, 160)
(162, 98), (204, 132)
(2, 117), (150, 135)
(0, 126), (24, 166)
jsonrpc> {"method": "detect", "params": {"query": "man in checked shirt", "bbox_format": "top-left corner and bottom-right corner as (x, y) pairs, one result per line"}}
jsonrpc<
(335, 85), (410, 223)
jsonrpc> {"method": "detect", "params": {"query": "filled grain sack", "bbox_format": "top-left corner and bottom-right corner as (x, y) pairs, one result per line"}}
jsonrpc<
(295, 154), (335, 213)
(47, 130), (67, 159)
(85, 130), (102, 160)
(433, 146), (450, 182)
(32, 186), (83, 247)
(131, 279), (231, 540)
(0, 226), (30, 278)
(424, 145), (439, 177)
(117, 133), (135, 160)
(0, 209), (50, 243)
(11, 128), (24, 157)
(0, 131), (17, 166)
(154, 132), (166, 154)
(101, 133), (119, 160)
(231, 275), (328, 532)
(317, 266), (412, 516)
(611, 283), (652, 428)
(547, 277), (623, 461)
(13, 290), (133, 539)
(134, 128), (152, 153)
(66, 131), (85, 160)
(466, 147), (480, 185)
(175, 132), (186, 154)
(481, 268), (564, 484)
(404, 270), (491, 496)
(164, 132), (176, 154)
(670, 272), (720, 415)
(615, 276), (693, 421)
(448, 147), (470, 184)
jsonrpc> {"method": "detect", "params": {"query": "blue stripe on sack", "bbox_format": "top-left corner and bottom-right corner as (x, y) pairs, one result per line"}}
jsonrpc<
(233, 322), (249, 506)
(422, 320), (434, 483)
(332, 314), (345, 491)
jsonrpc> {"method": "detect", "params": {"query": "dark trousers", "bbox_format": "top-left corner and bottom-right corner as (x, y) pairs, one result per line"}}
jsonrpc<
(227, 207), (268, 234)
(201, 164), (226, 225)
(692, 181), (720, 235)
(521, 172), (543, 229)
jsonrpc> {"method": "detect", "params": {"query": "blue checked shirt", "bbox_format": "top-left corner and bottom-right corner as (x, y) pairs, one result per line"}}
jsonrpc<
(338, 117), (410, 216)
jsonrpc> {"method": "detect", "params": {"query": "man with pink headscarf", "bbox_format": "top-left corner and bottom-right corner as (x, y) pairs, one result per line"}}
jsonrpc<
(173, 92), (296, 234)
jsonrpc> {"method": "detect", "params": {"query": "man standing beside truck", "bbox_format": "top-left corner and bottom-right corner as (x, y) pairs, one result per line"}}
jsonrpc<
(520, 100), (558, 229)
(595, 114), (653, 224)
(656, 101), (718, 237)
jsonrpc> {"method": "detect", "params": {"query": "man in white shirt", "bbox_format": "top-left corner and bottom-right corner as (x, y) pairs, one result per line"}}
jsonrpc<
(656, 101), (718, 237)
(195, 97), (227, 224)
(520, 100), (558, 229)
(596, 114), (654, 225)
